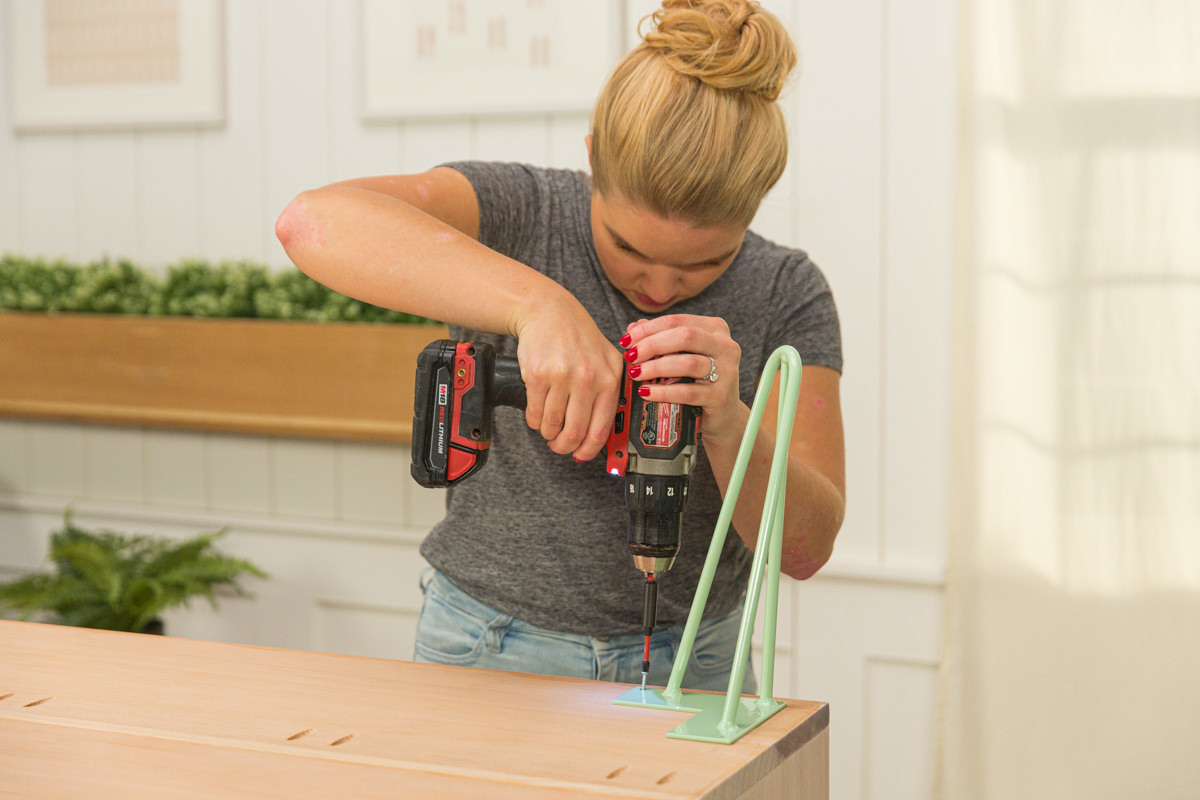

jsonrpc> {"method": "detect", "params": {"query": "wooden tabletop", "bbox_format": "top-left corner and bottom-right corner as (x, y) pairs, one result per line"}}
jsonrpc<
(0, 620), (828, 799)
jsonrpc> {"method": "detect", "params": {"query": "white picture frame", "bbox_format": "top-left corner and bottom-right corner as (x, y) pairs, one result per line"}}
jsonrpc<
(5, 0), (225, 131)
(361, 0), (627, 120)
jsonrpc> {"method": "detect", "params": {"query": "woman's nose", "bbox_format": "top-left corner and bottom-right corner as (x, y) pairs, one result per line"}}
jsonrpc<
(640, 268), (677, 303)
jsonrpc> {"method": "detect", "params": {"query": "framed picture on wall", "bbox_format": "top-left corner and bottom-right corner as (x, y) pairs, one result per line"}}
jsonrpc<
(361, 0), (627, 119)
(5, 0), (225, 130)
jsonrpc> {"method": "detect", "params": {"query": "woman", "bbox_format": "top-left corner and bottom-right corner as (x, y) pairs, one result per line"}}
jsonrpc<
(276, 0), (844, 691)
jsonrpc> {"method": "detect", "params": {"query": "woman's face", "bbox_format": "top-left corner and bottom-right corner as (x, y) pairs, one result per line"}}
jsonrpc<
(590, 190), (746, 315)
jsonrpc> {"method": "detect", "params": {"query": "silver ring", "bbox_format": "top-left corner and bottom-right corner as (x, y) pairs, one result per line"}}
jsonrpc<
(705, 356), (719, 383)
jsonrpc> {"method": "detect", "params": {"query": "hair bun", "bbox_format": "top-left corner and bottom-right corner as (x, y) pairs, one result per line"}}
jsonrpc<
(641, 0), (796, 101)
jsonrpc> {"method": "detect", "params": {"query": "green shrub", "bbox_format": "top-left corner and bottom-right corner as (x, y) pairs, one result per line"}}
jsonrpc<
(0, 254), (438, 325)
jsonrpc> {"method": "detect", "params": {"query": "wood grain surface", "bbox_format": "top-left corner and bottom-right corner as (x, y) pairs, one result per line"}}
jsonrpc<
(0, 312), (449, 442)
(0, 621), (828, 799)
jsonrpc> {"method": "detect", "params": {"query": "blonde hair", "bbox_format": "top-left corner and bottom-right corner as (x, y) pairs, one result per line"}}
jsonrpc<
(589, 0), (797, 228)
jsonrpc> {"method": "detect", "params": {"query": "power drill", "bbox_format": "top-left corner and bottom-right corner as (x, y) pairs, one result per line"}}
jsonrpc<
(410, 339), (701, 687)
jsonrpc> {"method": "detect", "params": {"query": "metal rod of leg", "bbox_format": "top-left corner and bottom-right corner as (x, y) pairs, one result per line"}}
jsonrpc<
(718, 349), (802, 734)
(758, 359), (796, 710)
(661, 346), (785, 703)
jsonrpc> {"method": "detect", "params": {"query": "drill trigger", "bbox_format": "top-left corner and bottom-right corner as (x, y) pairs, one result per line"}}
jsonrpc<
(605, 373), (634, 476)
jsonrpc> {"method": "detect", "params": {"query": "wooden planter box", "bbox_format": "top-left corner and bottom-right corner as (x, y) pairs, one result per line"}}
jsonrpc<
(0, 312), (449, 442)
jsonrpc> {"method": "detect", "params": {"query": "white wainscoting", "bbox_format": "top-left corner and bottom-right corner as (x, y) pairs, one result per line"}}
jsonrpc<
(0, 421), (440, 657)
(0, 2), (956, 797)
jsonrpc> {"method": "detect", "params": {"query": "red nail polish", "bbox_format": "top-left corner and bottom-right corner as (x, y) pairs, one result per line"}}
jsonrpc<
(619, 333), (632, 348)
(628, 365), (642, 378)
(624, 347), (638, 363)
(637, 385), (651, 397)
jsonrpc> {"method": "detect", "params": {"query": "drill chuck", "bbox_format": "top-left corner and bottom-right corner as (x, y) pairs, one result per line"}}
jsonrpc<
(626, 472), (689, 574)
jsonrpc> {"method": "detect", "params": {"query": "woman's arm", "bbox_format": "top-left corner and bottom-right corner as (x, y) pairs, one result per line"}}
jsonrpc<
(620, 315), (845, 580)
(277, 168), (542, 339)
(276, 168), (625, 460)
(701, 366), (845, 579)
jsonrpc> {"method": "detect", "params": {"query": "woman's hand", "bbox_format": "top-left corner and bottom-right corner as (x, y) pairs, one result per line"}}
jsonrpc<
(619, 314), (747, 449)
(514, 302), (627, 462)
(621, 313), (846, 579)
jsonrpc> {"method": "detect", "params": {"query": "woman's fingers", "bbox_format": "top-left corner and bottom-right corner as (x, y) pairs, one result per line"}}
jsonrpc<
(627, 352), (721, 384)
(537, 382), (569, 443)
(550, 383), (619, 461)
(577, 389), (621, 461)
(619, 314), (746, 446)
(521, 347), (624, 458)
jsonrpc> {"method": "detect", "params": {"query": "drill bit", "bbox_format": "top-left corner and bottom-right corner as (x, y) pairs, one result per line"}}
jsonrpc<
(641, 572), (657, 691)
(641, 636), (651, 691)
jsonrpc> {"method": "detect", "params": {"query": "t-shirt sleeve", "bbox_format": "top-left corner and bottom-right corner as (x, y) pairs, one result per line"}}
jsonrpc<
(768, 253), (844, 374)
(439, 161), (542, 261)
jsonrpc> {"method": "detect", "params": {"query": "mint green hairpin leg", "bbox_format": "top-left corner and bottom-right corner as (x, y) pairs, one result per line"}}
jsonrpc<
(613, 345), (803, 744)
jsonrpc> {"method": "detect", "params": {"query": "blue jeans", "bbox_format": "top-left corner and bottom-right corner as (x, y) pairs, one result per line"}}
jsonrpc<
(413, 568), (757, 694)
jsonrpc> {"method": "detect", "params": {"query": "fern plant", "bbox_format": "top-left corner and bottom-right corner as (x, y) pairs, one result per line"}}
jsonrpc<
(0, 512), (267, 633)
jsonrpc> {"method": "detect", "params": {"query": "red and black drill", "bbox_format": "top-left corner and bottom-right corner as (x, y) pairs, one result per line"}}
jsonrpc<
(410, 339), (701, 688)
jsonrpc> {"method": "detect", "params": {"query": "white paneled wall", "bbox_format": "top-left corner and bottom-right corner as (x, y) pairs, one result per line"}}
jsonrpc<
(0, 2), (957, 798)
(0, 420), (442, 658)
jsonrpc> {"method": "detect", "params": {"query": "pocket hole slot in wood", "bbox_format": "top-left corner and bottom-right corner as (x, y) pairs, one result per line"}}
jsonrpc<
(24, 697), (53, 708)
(0, 693), (13, 702)
(606, 766), (628, 780)
(329, 734), (355, 747)
(286, 729), (313, 741)
(656, 772), (677, 785)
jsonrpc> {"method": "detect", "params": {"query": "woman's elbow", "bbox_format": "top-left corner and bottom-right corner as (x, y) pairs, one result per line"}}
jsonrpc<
(782, 548), (832, 581)
(781, 504), (843, 580)
(275, 191), (325, 255)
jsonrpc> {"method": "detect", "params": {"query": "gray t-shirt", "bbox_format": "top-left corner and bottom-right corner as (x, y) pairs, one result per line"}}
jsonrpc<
(419, 161), (842, 637)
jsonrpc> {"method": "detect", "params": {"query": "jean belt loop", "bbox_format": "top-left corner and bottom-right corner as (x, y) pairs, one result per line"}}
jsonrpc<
(485, 615), (513, 653)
